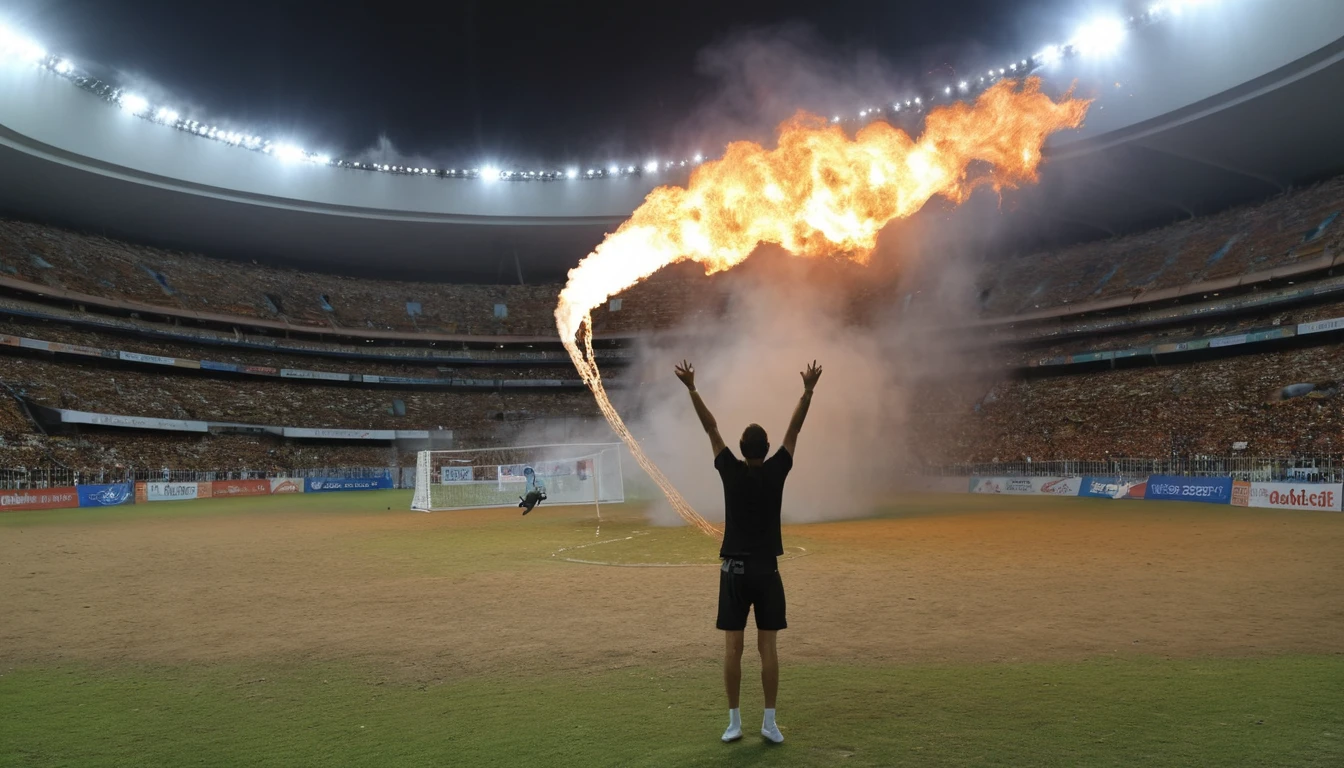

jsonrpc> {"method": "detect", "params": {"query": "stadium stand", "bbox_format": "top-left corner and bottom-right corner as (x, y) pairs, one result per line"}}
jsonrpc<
(3, 171), (1344, 478)
(0, 355), (597, 433)
(913, 343), (1344, 463)
(972, 175), (1344, 317)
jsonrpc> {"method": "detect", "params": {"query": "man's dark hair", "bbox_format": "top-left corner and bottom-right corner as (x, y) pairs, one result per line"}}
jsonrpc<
(740, 424), (769, 460)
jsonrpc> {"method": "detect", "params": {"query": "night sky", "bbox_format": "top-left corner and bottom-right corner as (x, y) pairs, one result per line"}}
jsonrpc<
(14, 0), (1081, 165)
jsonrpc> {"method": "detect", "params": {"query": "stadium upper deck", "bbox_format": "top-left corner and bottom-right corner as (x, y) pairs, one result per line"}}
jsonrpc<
(2, 2), (1343, 280)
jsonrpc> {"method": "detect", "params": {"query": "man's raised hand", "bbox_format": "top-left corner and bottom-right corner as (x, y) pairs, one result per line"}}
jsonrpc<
(800, 360), (823, 392)
(675, 360), (697, 391)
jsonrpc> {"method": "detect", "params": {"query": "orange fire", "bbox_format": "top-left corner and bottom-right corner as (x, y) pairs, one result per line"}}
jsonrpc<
(557, 77), (1090, 537)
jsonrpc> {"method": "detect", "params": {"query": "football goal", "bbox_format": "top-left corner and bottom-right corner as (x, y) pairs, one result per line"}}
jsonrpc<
(411, 443), (624, 512)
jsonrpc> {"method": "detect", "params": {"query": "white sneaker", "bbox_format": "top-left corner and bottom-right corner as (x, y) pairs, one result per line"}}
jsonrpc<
(721, 724), (742, 743)
(761, 724), (784, 743)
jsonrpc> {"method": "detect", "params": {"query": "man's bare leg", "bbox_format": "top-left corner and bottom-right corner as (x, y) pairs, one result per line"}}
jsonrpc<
(722, 631), (745, 742)
(758, 630), (783, 743)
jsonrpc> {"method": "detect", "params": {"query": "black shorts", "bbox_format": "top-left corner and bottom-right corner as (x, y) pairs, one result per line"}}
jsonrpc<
(716, 557), (787, 631)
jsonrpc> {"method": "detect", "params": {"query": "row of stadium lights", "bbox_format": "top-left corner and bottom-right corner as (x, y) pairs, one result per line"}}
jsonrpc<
(1, 1), (1218, 182)
(833, 1), (1219, 124)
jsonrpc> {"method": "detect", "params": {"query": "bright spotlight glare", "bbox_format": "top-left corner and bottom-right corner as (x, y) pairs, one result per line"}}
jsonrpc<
(118, 93), (149, 114)
(693, 153), (703, 163)
(313, 154), (332, 165)
(155, 107), (179, 123)
(644, 160), (658, 173)
(1036, 44), (1062, 66)
(958, 81), (968, 91)
(481, 165), (500, 180)
(566, 168), (578, 179)
(607, 165), (618, 174)
(1072, 17), (1127, 56)
(273, 144), (305, 163)
(53, 58), (73, 74)
(0, 25), (44, 61)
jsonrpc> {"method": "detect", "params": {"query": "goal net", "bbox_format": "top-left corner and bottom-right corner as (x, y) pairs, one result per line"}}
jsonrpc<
(411, 443), (625, 512)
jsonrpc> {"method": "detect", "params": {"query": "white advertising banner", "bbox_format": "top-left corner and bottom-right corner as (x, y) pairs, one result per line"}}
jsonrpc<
(440, 466), (474, 484)
(1297, 317), (1344, 335)
(119, 350), (180, 366)
(1208, 334), (1248, 348)
(143, 482), (201, 501)
(282, 427), (396, 440)
(970, 476), (1081, 496)
(1245, 482), (1342, 511)
(59, 409), (209, 433)
(280, 369), (351, 382)
(268, 477), (305, 495)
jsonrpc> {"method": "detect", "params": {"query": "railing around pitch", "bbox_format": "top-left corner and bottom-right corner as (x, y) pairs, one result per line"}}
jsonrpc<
(0, 466), (404, 489)
(926, 456), (1344, 483)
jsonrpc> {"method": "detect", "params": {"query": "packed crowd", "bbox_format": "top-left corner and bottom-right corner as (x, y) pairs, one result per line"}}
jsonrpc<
(3, 173), (1338, 338)
(1004, 297), (1344, 366)
(0, 431), (402, 476)
(0, 354), (599, 437)
(0, 317), (582, 382)
(912, 343), (1344, 463)
(974, 175), (1344, 317)
(0, 219), (732, 337)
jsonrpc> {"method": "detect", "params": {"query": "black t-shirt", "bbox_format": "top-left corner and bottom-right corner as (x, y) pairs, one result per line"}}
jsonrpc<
(715, 446), (792, 559)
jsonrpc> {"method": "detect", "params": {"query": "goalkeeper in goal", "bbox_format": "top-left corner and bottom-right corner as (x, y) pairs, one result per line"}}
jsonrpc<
(517, 466), (548, 515)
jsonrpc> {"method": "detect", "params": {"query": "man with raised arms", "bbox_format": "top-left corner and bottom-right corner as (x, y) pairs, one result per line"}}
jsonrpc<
(675, 359), (822, 745)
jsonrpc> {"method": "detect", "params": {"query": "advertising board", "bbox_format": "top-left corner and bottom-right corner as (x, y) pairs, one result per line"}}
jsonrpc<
(1, 486), (79, 511)
(76, 483), (133, 507)
(1143, 475), (1233, 504)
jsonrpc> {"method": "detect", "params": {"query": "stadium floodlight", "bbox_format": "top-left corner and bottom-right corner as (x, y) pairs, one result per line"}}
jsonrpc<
(914, 97), (921, 104)
(944, 86), (952, 95)
(118, 93), (150, 114)
(1036, 44), (1062, 66)
(481, 165), (499, 180)
(1072, 16), (1127, 56)
(693, 153), (703, 163)
(607, 165), (618, 174)
(958, 81), (968, 91)
(154, 107), (179, 123)
(566, 168), (578, 179)
(53, 58), (73, 74)
(644, 160), (658, 173)
(313, 154), (331, 165)
(272, 143), (305, 163)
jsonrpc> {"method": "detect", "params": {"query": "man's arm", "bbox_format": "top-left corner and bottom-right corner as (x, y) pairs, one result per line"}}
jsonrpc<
(675, 361), (727, 457)
(782, 360), (822, 456)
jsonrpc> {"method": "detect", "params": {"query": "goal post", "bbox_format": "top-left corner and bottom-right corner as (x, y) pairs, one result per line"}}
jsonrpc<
(411, 443), (625, 512)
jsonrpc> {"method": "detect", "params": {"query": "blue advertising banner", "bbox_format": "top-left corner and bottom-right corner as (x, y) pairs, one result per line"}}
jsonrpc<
(200, 360), (242, 372)
(305, 476), (394, 493)
(77, 483), (134, 507)
(1079, 477), (1126, 499)
(1144, 475), (1233, 504)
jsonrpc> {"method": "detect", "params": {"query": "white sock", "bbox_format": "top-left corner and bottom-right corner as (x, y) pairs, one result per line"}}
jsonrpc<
(761, 709), (783, 743)
(722, 708), (743, 742)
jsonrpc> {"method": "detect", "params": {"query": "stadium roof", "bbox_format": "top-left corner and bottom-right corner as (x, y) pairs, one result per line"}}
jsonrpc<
(2, 1), (1343, 281)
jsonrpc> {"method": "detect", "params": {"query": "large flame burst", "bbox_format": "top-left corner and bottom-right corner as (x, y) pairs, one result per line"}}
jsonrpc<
(556, 78), (1090, 538)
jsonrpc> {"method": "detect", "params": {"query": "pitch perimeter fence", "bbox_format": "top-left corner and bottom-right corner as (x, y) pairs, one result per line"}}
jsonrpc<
(0, 465), (398, 490)
(928, 456), (1344, 483)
